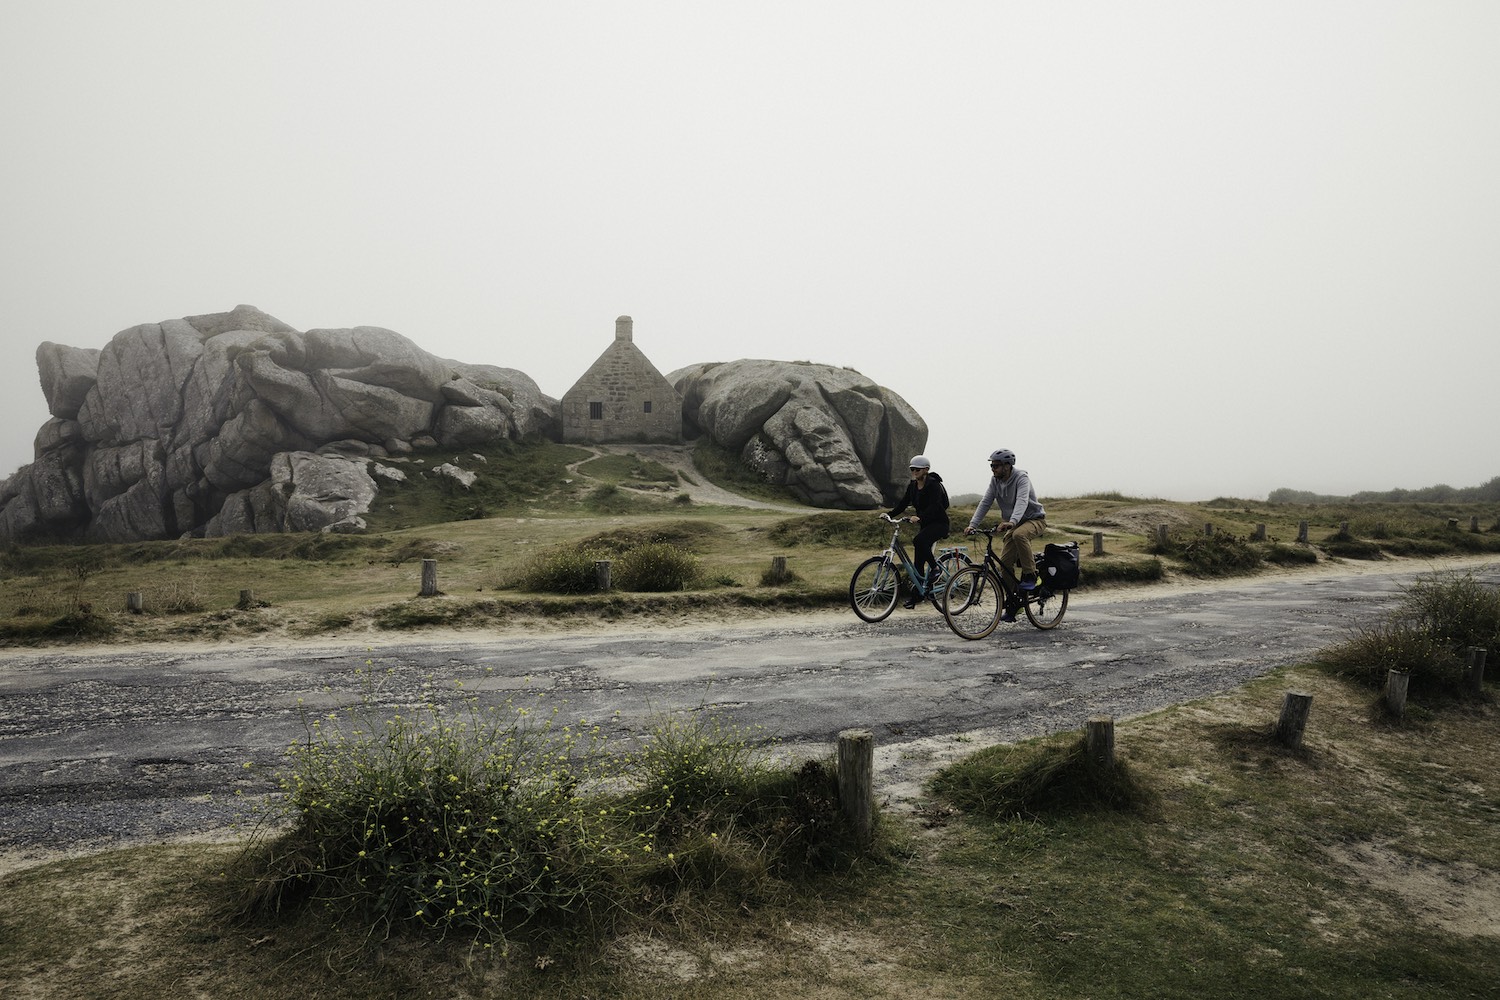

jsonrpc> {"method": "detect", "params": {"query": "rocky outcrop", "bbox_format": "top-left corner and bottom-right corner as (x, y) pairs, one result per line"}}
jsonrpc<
(0, 306), (558, 542)
(670, 360), (926, 508)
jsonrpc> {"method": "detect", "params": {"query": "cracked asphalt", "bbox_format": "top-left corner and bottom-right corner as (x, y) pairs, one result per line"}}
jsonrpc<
(3, 557), (1496, 869)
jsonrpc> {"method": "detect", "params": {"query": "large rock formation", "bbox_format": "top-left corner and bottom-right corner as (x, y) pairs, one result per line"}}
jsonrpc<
(670, 360), (925, 509)
(0, 309), (928, 541)
(0, 306), (557, 542)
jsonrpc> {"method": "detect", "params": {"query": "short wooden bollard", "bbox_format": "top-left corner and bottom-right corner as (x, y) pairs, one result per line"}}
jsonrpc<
(1472, 516), (1482, 533)
(594, 559), (612, 592)
(1205, 523), (1214, 537)
(1085, 715), (1115, 768)
(1297, 520), (1309, 543)
(1467, 647), (1488, 696)
(419, 559), (438, 597)
(837, 728), (874, 848)
(126, 591), (143, 614)
(1252, 523), (1266, 542)
(768, 555), (789, 583)
(237, 589), (254, 610)
(1092, 532), (1105, 556)
(1275, 692), (1313, 749)
(1156, 525), (1169, 548)
(1385, 669), (1410, 720)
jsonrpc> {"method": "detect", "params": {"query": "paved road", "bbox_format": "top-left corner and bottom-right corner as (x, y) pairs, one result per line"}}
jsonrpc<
(2, 558), (1496, 867)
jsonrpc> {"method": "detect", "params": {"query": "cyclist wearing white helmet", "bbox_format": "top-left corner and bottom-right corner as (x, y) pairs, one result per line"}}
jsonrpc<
(967, 449), (1047, 618)
(886, 454), (951, 608)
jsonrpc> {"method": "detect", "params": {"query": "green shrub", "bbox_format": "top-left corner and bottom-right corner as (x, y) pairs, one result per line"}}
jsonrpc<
(577, 521), (724, 556)
(613, 542), (699, 591)
(1154, 532), (1262, 577)
(235, 692), (630, 946)
(1262, 543), (1318, 565)
(1318, 571), (1500, 697)
(232, 689), (860, 951)
(1076, 557), (1164, 585)
(513, 547), (609, 593)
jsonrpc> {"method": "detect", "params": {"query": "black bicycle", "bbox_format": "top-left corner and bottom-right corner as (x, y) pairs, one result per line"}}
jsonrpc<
(940, 525), (1070, 638)
(848, 515), (976, 623)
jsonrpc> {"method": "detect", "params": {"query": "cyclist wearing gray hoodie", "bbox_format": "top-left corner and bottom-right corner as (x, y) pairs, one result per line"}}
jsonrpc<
(966, 448), (1046, 592)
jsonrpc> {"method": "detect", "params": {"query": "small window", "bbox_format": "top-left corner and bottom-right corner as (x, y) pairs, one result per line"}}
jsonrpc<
(643, 400), (653, 414)
(589, 401), (603, 420)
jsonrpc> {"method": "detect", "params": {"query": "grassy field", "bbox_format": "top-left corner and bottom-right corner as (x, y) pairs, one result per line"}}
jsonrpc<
(2, 444), (1499, 997)
(2, 438), (1497, 647)
(2, 663), (1497, 999)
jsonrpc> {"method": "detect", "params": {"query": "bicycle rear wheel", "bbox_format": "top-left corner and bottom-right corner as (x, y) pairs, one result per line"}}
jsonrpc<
(943, 566), (1002, 640)
(849, 555), (900, 622)
(1024, 587), (1069, 629)
(936, 550), (976, 610)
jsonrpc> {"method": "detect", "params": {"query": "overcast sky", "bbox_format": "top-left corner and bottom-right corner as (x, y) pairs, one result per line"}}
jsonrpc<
(2, 1), (1496, 501)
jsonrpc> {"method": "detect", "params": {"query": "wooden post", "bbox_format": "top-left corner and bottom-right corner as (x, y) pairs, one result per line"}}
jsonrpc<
(594, 559), (612, 592)
(837, 728), (874, 848)
(126, 591), (143, 614)
(1275, 692), (1313, 749)
(1252, 523), (1266, 542)
(769, 555), (788, 582)
(1085, 715), (1115, 769)
(237, 589), (254, 610)
(1472, 516), (1481, 533)
(419, 559), (438, 597)
(1156, 525), (1169, 547)
(1340, 521), (1349, 535)
(1092, 532), (1105, 557)
(1467, 647), (1488, 697)
(1297, 520), (1309, 543)
(1385, 669), (1410, 720)
(1205, 523), (1214, 537)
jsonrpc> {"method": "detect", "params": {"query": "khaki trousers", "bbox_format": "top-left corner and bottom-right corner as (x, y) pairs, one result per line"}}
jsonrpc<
(1002, 518), (1046, 580)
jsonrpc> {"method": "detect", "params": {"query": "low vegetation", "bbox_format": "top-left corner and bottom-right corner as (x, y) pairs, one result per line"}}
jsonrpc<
(1317, 570), (1500, 698)
(230, 685), (858, 957)
(3, 455), (1500, 996)
(2, 446), (1498, 646)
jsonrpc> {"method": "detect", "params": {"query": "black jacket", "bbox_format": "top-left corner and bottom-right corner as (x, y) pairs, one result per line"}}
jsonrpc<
(890, 473), (950, 533)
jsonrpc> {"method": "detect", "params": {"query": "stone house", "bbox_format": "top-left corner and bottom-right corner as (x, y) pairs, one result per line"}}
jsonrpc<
(559, 316), (683, 444)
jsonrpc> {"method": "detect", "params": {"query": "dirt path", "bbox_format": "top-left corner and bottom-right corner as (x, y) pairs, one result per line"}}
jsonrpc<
(578, 443), (809, 512)
(4, 555), (1497, 876)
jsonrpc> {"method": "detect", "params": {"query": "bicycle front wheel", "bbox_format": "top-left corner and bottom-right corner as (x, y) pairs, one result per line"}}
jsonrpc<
(849, 555), (900, 623)
(1024, 588), (1069, 630)
(943, 566), (1003, 640)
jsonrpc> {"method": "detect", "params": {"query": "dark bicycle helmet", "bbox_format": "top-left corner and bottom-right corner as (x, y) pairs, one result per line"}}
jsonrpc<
(988, 448), (1016, 465)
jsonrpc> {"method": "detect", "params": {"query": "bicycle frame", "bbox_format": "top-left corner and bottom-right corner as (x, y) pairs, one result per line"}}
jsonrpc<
(940, 524), (1070, 637)
(881, 516), (967, 594)
(848, 515), (970, 623)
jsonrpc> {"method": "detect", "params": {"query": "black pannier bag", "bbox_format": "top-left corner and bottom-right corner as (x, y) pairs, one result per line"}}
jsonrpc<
(1035, 541), (1080, 590)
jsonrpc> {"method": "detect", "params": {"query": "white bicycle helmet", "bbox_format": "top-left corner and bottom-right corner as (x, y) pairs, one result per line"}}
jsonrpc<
(908, 455), (931, 470)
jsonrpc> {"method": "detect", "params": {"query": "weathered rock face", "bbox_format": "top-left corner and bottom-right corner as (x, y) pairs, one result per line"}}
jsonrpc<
(669, 360), (925, 508)
(0, 306), (558, 542)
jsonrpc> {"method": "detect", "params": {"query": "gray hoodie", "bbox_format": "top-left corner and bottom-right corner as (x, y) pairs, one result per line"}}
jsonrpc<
(967, 468), (1045, 530)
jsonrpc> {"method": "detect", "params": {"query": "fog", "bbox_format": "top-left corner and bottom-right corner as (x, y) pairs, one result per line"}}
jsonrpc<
(3, 1), (1496, 501)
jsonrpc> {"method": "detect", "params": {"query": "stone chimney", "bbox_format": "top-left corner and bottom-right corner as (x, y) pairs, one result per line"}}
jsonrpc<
(615, 315), (633, 342)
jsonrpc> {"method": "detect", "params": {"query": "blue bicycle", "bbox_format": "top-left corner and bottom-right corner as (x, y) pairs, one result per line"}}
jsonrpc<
(849, 515), (975, 622)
